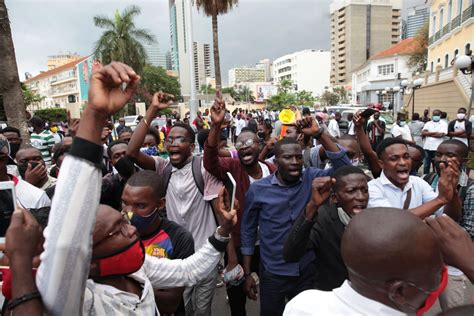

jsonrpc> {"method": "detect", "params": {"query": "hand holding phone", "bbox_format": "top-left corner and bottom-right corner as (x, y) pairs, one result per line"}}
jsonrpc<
(360, 108), (377, 119)
(0, 182), (16, 238)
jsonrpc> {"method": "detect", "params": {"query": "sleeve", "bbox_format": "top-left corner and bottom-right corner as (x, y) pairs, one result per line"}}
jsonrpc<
(311, 145), (350, 177)
(380, 120), (386, 130)
(35, 191), (52, 209)
(391, 125), (402, 137)
(202, 166), (223, 201)
(153, 156), (169, 174)
(170, 226), (195, 259)
(145, 240), (222, 289)
(283, 212), (315, 262)
(448, 121), (455, 133)
(465, 121), (472, 137)
(36, 137), (103, 315)
(240, 186), (260, 256)
(441, 122), (448, 134)
(203, 141), (231, 180)
(461, 186), (474, 239)
(309, 145), (324, 169)
(367, 181), (391, 208)
(421, 178), (444, 216)
(422, 122), (430, 131)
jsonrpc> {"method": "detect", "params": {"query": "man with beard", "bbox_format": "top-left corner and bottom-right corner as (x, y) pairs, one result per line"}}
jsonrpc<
(241, 133), (351, 316)
(127, 92), (223, 315)
(367, 138), (461, 220)
(204, 96), (277, 316)
(283, 166), (369, 291)
(36, 61), (237, 315)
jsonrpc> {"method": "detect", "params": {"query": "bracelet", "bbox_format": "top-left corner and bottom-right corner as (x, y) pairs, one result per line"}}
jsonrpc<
(143, 118), (149, 127)
(7, 290), (41, 310)
(215, 226), (231, 242)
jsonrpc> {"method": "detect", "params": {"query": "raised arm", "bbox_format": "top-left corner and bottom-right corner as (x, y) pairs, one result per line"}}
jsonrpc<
(36, 62), (139, 315)
(127, 92), (172, 170)
(353, 112), (381, 178)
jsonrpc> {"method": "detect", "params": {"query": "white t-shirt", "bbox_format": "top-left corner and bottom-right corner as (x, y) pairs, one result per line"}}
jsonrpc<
(423, 121), (448, 151)
(12, 175), (51, 210)
(327, 120), (341, 138)
(249, 162), (270, 184)
(391, 124), (413, 141)
(452, 120), (468, 145)
(235, 119), (247, 136)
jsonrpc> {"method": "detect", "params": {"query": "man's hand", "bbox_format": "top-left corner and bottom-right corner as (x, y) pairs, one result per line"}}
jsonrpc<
(5, 209), (41, 262)
(425, 215), (474, 278)
(216, 187), (238, 237)
(88, 62), (140, 118)
(244, 276), (258, 300)
(310, 177), (334, 207)
(150, 91), (174, 112)
(296, 117), (320, 136)
(210, 91), (226, 127)
(24, 163), (47, 187)
(437, 162), (455, 203)
(353, 112), (365, 128)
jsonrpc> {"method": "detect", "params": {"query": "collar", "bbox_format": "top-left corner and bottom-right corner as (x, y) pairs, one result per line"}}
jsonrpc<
(380, 171), (412, 193)
(171, 157), (193, 173)
(270, 171), (302, 187)
(334, 281), (405, 315)
(337, 207), (351, 226)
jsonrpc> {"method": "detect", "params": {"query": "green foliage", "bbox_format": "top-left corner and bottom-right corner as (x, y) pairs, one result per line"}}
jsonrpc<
(222, 87), (237, 99)
(278, 79), (293, 94)
(33, 108), (67, 122)
(135, 65), (181, 104)
(236, 86), (254, 102)
(320, 91), (340, 106)
(332, 86), (348, 104)
(93, 5), (155, 74)
(408, 23), (429, 74)
(21, 83), (44, 109)
(295, 90), (315, 107)
(200, 84), (216, 95)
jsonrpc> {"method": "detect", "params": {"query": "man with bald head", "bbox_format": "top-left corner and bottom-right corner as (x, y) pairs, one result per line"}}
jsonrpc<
(284, 208), (447, 315)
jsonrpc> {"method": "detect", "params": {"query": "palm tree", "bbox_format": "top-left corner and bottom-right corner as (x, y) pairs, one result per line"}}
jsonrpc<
(0, 0), (30, 142)
(194, 0), (239, 90)
(93, 5), (155, 74)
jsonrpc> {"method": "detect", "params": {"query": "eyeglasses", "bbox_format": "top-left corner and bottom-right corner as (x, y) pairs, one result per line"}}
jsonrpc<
(165, 136), (189, 146)
(235, 139), (254, 150)
(94, 212), (131, 246)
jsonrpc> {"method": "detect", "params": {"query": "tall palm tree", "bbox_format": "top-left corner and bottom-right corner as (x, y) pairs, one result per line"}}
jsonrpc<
(0, 0), (30, 143)
(93, 5), (155, 74)
(194, 0), (238, 90)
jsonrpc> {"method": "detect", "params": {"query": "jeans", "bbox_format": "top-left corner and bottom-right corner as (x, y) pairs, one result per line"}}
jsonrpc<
(259, 262), (316, 316)
(184, 265), (219, 316)
(225, 247), (260, 316)
(424, 150), (437, 175)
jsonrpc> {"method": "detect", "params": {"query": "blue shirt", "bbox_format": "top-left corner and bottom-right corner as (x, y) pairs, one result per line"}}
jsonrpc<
(241, 148), (350, 277)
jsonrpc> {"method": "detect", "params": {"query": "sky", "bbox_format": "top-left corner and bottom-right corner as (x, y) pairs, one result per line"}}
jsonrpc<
(6, 0), (424, 85)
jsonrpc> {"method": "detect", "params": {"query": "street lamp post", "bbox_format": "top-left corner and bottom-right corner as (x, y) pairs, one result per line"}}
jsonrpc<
(411, 78), (424, 117)
(454, 51), (474, 117)
(393, 86), (401, 113)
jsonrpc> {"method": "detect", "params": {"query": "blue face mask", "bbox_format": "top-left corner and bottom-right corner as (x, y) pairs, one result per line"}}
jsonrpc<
(432, 116), (441, 122)
(141, 146), (158, 156)
(130, 208), (160, 234)
(399, 121), (406, 127)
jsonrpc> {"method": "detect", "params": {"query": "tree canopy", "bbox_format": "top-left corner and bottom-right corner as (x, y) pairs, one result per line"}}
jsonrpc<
(408, 23), (429, 74)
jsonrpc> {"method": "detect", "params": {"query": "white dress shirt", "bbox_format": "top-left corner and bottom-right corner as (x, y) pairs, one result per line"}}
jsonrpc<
(391, 124), (413, 141)
(368, 171), (442, 215)
(423, 121), (448, 151)
(284, 280), (406, 316)
(328, 119), (341, 138)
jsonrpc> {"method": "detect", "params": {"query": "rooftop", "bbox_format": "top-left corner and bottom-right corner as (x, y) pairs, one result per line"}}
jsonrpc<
(369, 38), (416, 60)
(26, 55), (90, 82)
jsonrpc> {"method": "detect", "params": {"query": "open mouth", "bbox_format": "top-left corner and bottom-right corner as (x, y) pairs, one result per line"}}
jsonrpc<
(240, 151), (254, 163)
(396, 169), (410, 180)
(352, 205), (366, 214)
(168, 150), (181, 161)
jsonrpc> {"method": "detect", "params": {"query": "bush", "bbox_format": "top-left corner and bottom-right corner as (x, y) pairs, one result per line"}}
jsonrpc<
(33, 108), (67, 122)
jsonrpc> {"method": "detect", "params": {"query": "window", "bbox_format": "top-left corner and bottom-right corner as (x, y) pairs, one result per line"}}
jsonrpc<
(377, 64), (394, 76)
(448, 0), (453, 22)
(444, 54), (449, 68)
(457, 0), (463, 15)
(431, 61), (434, 72)
(454, 49), (459, 57)
(466, 43), (471, 55)
(432, 15), (437, 35)
(439, 9), (444, 31)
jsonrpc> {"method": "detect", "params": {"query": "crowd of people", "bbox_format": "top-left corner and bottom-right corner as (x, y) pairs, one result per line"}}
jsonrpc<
(0, 61), (473, 316)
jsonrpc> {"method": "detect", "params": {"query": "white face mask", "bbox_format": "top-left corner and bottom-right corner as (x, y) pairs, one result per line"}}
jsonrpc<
(457, 113), (466, 120)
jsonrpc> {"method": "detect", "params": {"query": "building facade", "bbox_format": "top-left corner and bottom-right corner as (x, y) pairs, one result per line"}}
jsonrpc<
(256, 58), (273, 82)
(427, 0), (473, 72)
(194, 42), (212, 91)
(145, 42), (170, 69)
(273, 49), (331, 97)
(47, 53), (82, 70)
(352, 38), (416, 111)
(405, 6), (430, 38)
(330, 0), (402, 87)
(25, 56), (89, 111)
(228, 67), (266, 86)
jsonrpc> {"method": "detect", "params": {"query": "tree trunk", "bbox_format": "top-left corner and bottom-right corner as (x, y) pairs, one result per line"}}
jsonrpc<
(0, 0), (30, 144)
(211, 14), (221, 90)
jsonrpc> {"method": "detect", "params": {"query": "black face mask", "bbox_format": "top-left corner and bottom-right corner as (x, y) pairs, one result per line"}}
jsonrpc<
(114, 156), (136, 179)
(434, 161), (448, 177)
(9, 143), (20, 159)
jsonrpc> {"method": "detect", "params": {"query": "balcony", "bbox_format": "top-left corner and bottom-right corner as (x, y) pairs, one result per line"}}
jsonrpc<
(463, 5), (473, 22)
(434, 31), (441, 41)
(452, 14), (461, 28)
(442, 22), (451, 36)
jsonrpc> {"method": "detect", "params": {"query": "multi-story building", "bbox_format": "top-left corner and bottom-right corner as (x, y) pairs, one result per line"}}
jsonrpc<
(407, 0), (472, 119)
(330, 0), (402, 87)
(25, 56), (89, 111)
(228, 67), (266, 86)
(256, 59), (273, 82)
(145, 42), (170, 69)
(351, 38), (416, 110)
(405, 6), (430, 38)
(47, 53), (82, 70)
(273, 49), (331, 97)
(194, 42), (212, 91)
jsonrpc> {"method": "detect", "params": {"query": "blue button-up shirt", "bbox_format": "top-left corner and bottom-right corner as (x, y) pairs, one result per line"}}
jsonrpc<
(241, 148), (350, 277)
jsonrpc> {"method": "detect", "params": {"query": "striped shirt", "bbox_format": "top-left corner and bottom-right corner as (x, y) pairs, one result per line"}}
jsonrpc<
(37, 138), (224, 315)
(30, 130), (55, 165)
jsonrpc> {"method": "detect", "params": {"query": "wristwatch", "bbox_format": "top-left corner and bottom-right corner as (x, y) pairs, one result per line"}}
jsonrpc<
(215, 226), (231, 242)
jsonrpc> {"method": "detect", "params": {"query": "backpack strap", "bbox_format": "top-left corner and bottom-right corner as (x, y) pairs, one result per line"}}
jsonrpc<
(192, 156), (205, 196)
(162, 162), (173, 195)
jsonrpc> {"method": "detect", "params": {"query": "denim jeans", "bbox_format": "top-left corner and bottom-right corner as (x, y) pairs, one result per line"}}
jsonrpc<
(259, 262), (316, 316)
(424, 150), (437, 175)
